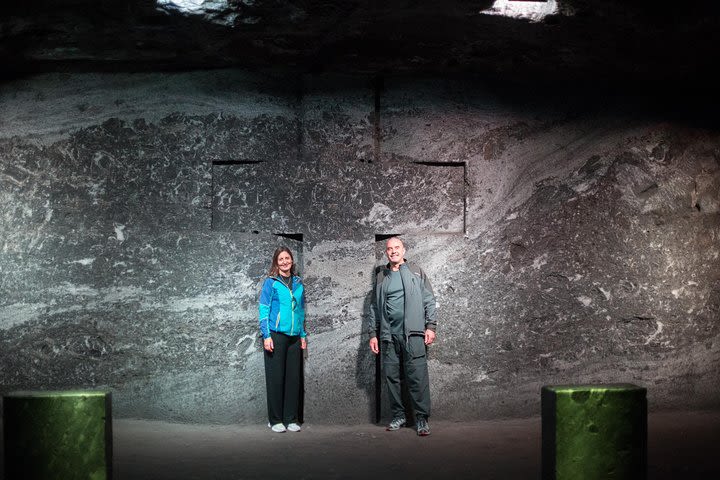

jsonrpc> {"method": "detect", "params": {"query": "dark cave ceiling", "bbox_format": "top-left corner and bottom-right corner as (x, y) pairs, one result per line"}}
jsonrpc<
(2, 0), (719, 87)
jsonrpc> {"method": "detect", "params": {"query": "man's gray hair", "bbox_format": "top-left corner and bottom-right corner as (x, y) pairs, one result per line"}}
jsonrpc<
(385, 236), (405, 248)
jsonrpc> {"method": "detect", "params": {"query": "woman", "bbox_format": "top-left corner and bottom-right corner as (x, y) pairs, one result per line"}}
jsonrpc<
(258, 247), (307, 433)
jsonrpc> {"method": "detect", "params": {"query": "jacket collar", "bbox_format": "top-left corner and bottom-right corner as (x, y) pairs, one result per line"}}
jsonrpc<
(384, 259), (408, 271)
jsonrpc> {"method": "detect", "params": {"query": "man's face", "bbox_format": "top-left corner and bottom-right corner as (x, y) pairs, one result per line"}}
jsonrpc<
(385, 238), (405, 265)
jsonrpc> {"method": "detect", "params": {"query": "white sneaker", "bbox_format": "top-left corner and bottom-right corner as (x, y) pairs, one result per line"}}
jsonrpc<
(268, 423), (286, 433)
(286, 422), (301, 432)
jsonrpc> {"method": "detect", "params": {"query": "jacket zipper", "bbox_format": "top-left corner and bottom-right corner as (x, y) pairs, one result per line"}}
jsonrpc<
(276, 276), (295, 334)
(290, 282), (295, 335)
(291, 303), (295, 335)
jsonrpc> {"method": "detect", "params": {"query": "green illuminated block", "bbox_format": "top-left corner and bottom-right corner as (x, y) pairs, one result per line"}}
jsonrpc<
(3, 390), (112, 480)
(542, 384), (647, 480)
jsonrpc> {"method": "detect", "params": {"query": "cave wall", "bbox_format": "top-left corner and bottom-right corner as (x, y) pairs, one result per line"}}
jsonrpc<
(1, 70), (718, 423)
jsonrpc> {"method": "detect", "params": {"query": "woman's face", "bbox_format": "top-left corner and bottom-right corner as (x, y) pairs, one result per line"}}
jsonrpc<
(277, 251), (293, 276)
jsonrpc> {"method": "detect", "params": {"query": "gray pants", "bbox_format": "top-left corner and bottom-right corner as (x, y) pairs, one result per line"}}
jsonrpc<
(382, 334), (431, 420)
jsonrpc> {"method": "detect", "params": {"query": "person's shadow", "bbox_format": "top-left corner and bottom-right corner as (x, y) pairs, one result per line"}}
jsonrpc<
(355, 289), (379, 423)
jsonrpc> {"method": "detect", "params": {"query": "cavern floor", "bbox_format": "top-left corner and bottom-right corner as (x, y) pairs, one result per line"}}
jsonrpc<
(1, 411), (718, 479)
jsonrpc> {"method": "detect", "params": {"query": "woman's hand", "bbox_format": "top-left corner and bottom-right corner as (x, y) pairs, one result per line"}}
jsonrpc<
(301, 337), (307, 350)
(263, 337), (274, 352)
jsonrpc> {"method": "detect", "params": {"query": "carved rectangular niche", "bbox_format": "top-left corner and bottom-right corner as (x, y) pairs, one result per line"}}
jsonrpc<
(212, 160), (465, 237)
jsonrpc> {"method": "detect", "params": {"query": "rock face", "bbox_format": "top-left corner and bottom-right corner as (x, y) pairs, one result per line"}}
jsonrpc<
(1, 71), (719, 424)
(3, 1), (720, 87)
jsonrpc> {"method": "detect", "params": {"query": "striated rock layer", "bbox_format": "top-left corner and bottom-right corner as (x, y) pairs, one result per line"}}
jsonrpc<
(1, 71), (718, 423)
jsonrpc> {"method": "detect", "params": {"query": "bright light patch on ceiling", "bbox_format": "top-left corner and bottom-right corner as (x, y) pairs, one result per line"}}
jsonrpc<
(156, 0), (242, 25)
(483, 0), (558, 22)
(157, 0), (228, 14)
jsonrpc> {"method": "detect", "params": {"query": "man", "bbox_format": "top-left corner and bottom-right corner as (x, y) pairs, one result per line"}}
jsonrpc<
(368, 236), (437, 436)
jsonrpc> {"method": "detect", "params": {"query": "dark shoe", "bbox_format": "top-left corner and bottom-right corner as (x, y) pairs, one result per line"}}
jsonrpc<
(386, 416), (406, 431)
(416, 417), (430, 436)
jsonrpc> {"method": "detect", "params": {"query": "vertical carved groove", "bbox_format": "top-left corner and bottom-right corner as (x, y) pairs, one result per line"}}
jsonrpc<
(373, 76), (384, 164)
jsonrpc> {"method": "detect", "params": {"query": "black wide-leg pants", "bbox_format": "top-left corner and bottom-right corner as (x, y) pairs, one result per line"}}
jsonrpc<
(264, 331), (303, 425)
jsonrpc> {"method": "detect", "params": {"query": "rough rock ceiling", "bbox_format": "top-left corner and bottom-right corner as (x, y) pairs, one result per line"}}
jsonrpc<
(2, 0), (720, 87)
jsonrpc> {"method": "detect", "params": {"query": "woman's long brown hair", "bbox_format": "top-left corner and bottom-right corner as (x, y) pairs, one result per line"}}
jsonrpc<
(268, 247), (296, 277)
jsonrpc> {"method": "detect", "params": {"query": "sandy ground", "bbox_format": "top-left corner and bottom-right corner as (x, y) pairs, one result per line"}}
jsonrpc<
(2, 411), (719, 479)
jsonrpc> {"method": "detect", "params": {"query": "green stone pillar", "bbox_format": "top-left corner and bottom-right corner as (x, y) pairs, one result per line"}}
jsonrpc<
(3, 390), (112, 480)
(542, 384), (647, 480)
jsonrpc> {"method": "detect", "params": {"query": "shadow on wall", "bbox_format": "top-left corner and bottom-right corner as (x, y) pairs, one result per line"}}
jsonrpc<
(355, 290), (377, 423)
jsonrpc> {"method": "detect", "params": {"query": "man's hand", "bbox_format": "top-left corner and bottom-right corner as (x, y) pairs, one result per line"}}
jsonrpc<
(369, 337), (379, 355)
(424, 329), (436, 346)
(263, 337), (274, 352)
(301, 337), (307, 350)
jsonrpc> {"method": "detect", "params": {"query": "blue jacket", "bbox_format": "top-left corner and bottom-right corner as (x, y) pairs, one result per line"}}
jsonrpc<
(258, 276), (306, 339)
